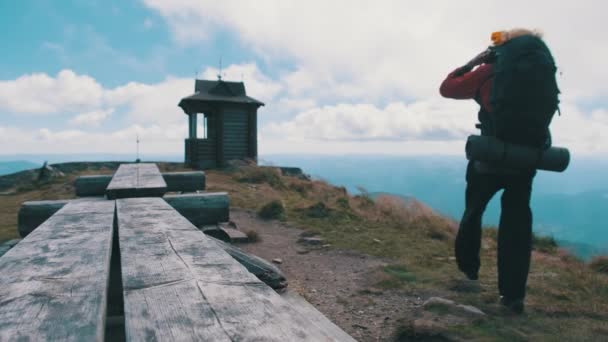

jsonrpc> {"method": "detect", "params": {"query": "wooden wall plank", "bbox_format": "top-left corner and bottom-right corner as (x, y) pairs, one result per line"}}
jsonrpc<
(0, 200), (115, 342)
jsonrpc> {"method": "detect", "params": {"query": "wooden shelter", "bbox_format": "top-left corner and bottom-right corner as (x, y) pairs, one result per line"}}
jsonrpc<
(178, 79), (264, 169)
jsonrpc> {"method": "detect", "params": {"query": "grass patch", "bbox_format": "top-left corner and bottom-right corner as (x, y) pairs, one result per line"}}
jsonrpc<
(4, 162), (607, 342)
(258, 200), (285, 220)
(234, 165), (284, 188)
(376, 265), (417, 289)
(533, 233), (558, 253)
(589, 256), (608, 274)
(245, 229), (260, 243)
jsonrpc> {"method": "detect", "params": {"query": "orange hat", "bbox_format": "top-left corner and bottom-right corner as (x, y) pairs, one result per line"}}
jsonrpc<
(491, 31), (506, 45)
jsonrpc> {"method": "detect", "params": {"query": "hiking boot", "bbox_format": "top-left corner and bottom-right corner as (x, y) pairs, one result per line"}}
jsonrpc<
(457, 265), (478, 280)
(463, 269), (478, 281)
(500, 296), (524, 314)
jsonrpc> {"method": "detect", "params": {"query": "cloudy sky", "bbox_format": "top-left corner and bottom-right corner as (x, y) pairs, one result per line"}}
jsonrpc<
(1, 0), (606, 157)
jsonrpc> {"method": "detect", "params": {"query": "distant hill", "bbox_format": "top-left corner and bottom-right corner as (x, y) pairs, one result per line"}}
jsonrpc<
(0, 161), (39, 176)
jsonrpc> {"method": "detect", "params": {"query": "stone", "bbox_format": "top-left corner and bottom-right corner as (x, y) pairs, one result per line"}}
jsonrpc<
(352, 323), (368, 330)
(412, 319), (446, 336)
(37, 162), (65, 182)
(298, 237), (324, 246)
(272, 258), (283, 264)
(423, 297), (485, 317)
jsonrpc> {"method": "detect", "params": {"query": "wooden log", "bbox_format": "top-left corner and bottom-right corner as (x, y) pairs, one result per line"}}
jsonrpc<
(163, 192), (229, 226)
(17, 199), (69, 237)
(106, 163), (167, 199)
(0, 200), (115, 341)
(162, 171), (206, 192)
(17, 198), (106, 238)
(207, 235), (287, 289)
(116, 197), (351, 341)
(0, 239), (21, 257)
(75, 175), (112, 197)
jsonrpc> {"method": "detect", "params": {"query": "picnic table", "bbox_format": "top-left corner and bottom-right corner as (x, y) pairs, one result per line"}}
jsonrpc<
(0, 163), (355, 341)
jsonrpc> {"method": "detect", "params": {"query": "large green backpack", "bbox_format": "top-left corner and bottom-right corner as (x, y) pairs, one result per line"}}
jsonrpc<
(489, 35), (560, 148)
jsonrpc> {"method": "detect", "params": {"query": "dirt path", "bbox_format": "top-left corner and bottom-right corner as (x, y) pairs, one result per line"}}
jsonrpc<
(231, 208), (425, 342)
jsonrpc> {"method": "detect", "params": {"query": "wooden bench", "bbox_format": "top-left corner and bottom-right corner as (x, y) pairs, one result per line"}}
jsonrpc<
(76, 171), (206, 197)
(116, 198), (352, 341)
(0, 200), (116, 341)
(106, 163), (167, 199)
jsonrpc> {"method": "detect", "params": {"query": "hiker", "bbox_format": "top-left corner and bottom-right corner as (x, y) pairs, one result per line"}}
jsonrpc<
(439, 28), (560, 314)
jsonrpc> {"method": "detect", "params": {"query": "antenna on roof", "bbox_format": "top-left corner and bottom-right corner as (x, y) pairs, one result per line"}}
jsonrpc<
(217, 57), (223, 81)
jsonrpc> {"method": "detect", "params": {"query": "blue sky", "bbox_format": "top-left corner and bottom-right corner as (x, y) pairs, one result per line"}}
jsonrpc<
(1, 1), (607, 156)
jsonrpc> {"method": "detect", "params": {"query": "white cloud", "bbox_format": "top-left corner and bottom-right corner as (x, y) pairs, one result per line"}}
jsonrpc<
(263, 100), (476, 141)
(144, 0), (608, 102)
(104, 77), (192, 125)
(261, 99), (608, 156)
(0, 124), (187, 154)
(69, 109), (114, 126)
(0, 70), (103, 114)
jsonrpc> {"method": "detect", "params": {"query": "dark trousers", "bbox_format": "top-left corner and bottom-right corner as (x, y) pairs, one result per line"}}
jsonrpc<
(456, 161), (535, 299)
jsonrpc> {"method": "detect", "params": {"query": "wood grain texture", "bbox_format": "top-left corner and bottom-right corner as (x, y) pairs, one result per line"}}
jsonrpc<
(116, 197), (353, 341)
(106, 163), (167, 199)
(0, 200), (115, 342)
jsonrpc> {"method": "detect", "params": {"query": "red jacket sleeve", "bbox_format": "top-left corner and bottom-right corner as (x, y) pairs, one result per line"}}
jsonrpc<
(439, 64), (493, 104)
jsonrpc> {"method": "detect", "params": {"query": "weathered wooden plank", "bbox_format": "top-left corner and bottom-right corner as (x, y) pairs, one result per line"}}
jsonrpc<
(280, 289), (356, 342)
(75, 175), (112, 197)
(106, 163), (167, 199)
(117, 198), (352, 341)
(163, 192), (229, 226)
(162, 171), (206, 192)
(0, 200), (115, 341)
(17, 198), (107, 237)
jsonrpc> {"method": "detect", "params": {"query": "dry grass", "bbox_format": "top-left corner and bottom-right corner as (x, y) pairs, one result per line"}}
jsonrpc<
(589, 256), (608, 275)
(2, 162), (608, 341)
(206, 163), (608, 341)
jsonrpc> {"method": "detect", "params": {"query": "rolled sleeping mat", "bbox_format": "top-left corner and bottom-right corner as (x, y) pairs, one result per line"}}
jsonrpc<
(465, 135), (570, 172)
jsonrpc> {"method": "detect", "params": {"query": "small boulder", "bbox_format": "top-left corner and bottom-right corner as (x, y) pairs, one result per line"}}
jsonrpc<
(412, 319), (447, 336)
(298, 237), (324, 246)
(423, 297), (485, 317)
